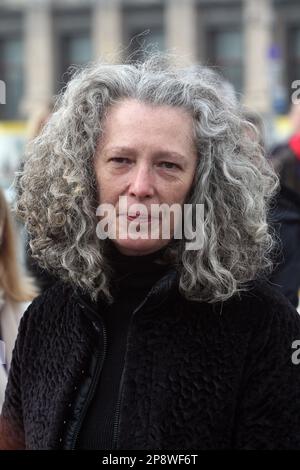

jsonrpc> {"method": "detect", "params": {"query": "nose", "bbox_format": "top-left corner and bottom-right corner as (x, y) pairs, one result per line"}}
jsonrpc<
(128, 163), (155, 200)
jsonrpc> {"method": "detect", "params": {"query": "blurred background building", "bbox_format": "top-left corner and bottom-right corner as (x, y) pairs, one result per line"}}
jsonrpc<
(0, 0), (299, 119)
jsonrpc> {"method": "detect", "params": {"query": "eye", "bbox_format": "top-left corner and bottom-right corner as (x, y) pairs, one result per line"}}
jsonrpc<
(110, 157), (131, 164)
(159, 161), (181, 170)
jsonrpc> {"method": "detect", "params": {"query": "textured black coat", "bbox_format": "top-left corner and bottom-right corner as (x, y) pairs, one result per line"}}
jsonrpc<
(1, 270), (300, 450)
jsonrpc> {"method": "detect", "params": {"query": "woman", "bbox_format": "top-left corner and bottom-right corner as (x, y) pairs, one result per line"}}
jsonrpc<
(1, 54), (300, 450)
(0, 188), (37, 411)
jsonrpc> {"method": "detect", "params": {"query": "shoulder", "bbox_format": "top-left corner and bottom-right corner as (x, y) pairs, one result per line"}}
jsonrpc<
(192, 279), (300, 341)
(183, 279), (299, 336)
(16, 280), (76, 337)
(225, 280), (300, 346)
(25, 280), (74, 311)
(231, 279), (299, 318)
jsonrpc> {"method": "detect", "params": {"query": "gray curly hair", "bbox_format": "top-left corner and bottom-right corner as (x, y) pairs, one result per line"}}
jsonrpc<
(16, 53), (278, 304)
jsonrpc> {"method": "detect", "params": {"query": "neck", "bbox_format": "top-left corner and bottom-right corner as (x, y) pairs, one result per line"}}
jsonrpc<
(105, 241), (172, 296)
(106, 241), (169, 265)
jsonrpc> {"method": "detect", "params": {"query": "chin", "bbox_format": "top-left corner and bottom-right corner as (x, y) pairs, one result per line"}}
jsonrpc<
(112, 238), (168, 256)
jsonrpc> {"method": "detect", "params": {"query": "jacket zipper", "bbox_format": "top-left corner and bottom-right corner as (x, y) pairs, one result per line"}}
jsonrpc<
(112, 293), (153, 449)
(68, 314), (107, 450)
(69, 295), (149, 450)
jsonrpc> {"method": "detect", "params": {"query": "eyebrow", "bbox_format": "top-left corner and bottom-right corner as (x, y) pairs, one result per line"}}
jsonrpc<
(104, 146), (189, 164)
(104, 146), (136, 156)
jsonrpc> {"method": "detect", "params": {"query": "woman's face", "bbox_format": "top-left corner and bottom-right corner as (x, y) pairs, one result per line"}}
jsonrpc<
(94, 99), (198, 256)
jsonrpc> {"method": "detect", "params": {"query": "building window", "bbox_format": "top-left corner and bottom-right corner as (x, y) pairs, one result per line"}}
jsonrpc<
(59, 34), (92, 84)
(54, 9), (92, 91)
(122, 5), (165, 62)
(0, 37), (23, 120)
(288, 27), (300, 98)
(207, 29), (243, 95)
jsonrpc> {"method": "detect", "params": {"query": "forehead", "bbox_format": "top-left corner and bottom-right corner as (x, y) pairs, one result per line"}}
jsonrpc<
(100, 99), (195, 149)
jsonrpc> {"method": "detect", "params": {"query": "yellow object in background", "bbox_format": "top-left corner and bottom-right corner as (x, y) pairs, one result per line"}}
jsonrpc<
(0, 121), (27, 135)
(0, 121), (28, 199)
(273, 115), (292, 141)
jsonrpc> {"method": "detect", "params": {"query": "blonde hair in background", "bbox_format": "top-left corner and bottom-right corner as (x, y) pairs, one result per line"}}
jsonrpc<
(26, 100), (55, 141)
(0, 188), (38, 302)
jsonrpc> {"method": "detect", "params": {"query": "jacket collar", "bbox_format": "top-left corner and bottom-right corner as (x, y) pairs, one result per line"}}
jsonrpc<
(74, 267), (180, 323)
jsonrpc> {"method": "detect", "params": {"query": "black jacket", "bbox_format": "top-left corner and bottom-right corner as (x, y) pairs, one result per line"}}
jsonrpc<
(1, 269), (300, 450)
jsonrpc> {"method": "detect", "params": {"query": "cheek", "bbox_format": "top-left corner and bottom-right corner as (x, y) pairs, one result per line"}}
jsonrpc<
(98, 175), (127, 207)
(167, 173), (195, 203)
(96, 166), (114, 202)
(182, 165), (197, 199)
(163, 186), (189, 206)
(99, 183), (116, 204)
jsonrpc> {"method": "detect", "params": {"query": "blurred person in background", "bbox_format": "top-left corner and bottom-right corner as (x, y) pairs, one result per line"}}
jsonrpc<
(1, 54), (300, 450)
(0, 188), (38, 411)
(268, 102), (300, 308)
(26, 101), (55, 141)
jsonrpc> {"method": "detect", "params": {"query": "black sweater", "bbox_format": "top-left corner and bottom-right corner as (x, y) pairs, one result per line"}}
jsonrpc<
(77, 243), (171, 449)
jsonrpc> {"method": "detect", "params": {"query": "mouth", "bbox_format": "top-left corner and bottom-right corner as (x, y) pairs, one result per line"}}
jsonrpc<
(127, 215), (156, 223)
(118, 213), (159, 223)
(127, 214), (140, 221)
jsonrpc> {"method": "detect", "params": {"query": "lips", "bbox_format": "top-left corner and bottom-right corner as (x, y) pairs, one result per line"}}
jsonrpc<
(127, 215), (153, 222)
(118, 213), (158, 223)
(118, 210), (160, 222)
